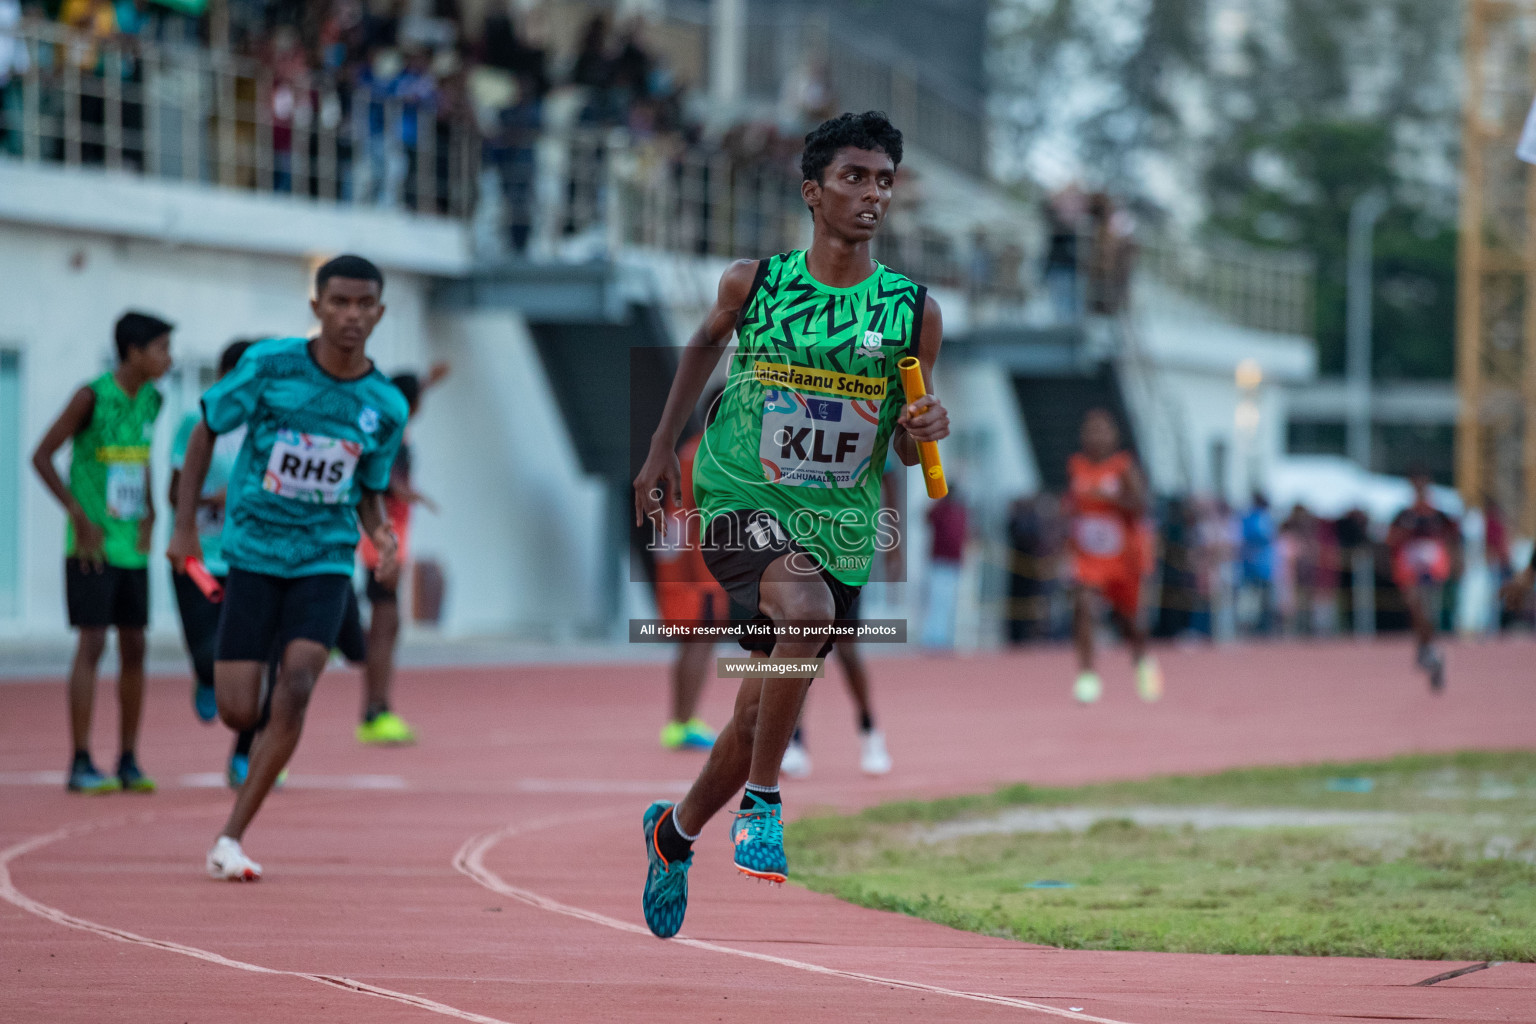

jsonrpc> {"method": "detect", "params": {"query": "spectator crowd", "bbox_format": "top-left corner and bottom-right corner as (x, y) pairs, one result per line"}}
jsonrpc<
(1002, 484), (1521, 645)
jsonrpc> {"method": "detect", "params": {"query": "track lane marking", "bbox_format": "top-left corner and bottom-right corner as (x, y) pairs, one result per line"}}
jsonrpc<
(454, 821), (1142, 1024)
(0, 814), (516, 1024)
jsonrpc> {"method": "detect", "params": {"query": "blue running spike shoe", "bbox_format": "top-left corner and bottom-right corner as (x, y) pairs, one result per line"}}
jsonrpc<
(193, 683), (218, 724)
(227, 753), (249, 789)
(641, 801), (692, 938)
(731, 791), (787, 883)
(681, 718), (716, 750)
(226, 754), (286, 791)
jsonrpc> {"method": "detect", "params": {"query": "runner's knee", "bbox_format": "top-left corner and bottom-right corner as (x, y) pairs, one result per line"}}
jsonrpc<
(214, 663), (263, 730)
(271, 667), (319, 721)
(76, 628), (108, 661)
(759, 583), (834, 630)
(117, 628), (146, 662)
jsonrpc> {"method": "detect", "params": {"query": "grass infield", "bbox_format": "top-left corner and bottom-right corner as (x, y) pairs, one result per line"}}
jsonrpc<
(788, 751), (1536, 961)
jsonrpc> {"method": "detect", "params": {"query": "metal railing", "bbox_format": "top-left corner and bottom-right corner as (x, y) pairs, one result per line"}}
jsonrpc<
(660, 0), (988, 176)
(0, 21), (477, 218)
(530, 128), (1010, 295)
(1138, 236), (1315, 336)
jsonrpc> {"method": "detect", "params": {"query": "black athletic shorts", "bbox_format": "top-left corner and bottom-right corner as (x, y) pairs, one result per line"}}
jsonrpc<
(364, 568), (397, 605)
(65, 559), (148, 630)
(701, 509), (862, 658)
(216, 569), (353, 663)
(336, 586), (368, 663)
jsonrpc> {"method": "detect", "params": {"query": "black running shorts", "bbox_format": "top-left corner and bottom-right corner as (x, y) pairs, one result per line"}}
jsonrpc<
(216, 569), (353, 663)
(701, 509), (862, 658)
(65, 560), (148, 630)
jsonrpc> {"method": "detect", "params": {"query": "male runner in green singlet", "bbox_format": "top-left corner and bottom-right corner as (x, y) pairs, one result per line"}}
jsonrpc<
(32, 312), (173, 794)
(169, 255), (407, 881)
(633, 112), (949, 938)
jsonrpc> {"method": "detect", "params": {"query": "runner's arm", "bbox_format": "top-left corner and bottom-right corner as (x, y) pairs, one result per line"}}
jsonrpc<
(31, 386), (106, 564)
(167, 422), (214, 570)
(1446, 513), (1465, 577)
(1118, 462), (1149, 517)
(423, 361), (450, 393)
(30, 386), (94, 520)
(136, 463), (155, 554)
(358, 489), (400, 586)
(893, 293), (947, 465)
(634, 259), (759, 531)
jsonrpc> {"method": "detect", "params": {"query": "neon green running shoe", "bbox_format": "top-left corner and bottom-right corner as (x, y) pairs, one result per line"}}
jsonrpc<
(67, 760), (121, 794)
(1073, 671), (1103, 705)
(661, 719), (716, 750)
(116, 754), (156, 793)
(356, 711), (416, 745)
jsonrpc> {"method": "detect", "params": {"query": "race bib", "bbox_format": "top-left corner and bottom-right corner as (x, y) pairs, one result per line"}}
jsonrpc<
(1403, 539), (1449, 581)
(262, 431), (360, 504)
(1074, 514), (1126, 558)
(758, 390), (879, 488)
(105, 462), (147, 520)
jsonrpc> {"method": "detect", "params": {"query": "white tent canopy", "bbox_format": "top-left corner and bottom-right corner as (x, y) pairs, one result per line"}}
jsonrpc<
(1266, 455), (1462, 524)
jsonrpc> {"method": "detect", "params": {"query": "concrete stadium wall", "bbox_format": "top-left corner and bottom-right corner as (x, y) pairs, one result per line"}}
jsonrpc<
(0, 171), (602, 642)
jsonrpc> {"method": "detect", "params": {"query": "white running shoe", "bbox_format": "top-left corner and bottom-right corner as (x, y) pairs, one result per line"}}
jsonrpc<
(1073, 671), (1103, 704)
(859, 729), (893, 776)
(206, 836), (262, 882)
(780, 740), (812, 779)
(1135, 657), (1164, 702)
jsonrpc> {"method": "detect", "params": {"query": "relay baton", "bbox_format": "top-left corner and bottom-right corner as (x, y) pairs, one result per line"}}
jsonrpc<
(897, 356), (948, 499)
(185, 558), (224, 603)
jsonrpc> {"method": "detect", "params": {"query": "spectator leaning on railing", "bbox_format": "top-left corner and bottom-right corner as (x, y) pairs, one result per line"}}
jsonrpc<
(0, 0), (29, 156)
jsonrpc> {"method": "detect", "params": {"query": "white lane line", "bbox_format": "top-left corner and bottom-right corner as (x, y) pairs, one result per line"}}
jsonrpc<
(0, 770), (67, 785)
(1, 771), (670, 794)
(173, 773), (409, 791)
(0, 814), (515, 1024)
(453, 822), (1141, 1024)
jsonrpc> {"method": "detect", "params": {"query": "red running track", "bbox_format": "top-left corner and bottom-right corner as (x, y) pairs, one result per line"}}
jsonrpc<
(2, 638), (1534, 1023)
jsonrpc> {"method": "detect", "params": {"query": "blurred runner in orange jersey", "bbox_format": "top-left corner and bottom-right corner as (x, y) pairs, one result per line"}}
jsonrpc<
(354, 362), (449, 745)
(1387, 467), (1460, 692)
(653, 429), (726, 751)
(1065, 408), (1160, 704)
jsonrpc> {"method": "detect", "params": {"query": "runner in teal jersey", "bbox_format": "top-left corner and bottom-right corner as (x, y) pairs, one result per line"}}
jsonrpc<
(170, 339), (254, 726)
(632, 112), (950, 937)
(169, 255), (407, 882)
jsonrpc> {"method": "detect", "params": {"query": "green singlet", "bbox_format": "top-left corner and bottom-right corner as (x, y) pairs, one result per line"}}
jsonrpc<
(692, 250), (926, 586)
(67, 371), (163, 569)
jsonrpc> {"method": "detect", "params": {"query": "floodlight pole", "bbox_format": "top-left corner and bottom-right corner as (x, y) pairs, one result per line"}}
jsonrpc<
(1346, 190), (1388, 471)
(710, 0), (745, 108)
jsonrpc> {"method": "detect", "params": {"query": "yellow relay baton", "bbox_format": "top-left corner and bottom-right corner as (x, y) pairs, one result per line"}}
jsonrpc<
(897, 356), (948, 499)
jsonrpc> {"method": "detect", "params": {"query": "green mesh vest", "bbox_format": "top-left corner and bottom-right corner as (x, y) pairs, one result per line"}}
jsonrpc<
(67, 372), (162, 569)
(692, 250), (926, 586)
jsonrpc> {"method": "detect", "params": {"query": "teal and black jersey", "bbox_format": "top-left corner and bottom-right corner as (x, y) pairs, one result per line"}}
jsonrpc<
(201, 336), (408, 579)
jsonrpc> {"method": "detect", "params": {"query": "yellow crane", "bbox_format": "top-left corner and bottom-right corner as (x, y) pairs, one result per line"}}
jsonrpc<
(1458, 0), (1536, 531)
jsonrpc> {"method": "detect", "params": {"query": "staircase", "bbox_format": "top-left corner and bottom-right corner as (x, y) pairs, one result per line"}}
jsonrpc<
(1011, 360), (1139, 491)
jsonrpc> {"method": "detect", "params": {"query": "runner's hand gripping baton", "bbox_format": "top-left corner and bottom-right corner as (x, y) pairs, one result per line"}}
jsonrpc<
(897, 356), (948, 500)
(185, 558), (224, 603)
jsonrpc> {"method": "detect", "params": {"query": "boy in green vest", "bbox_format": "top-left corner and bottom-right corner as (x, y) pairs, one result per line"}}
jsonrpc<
(32, 312), (173, 794)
